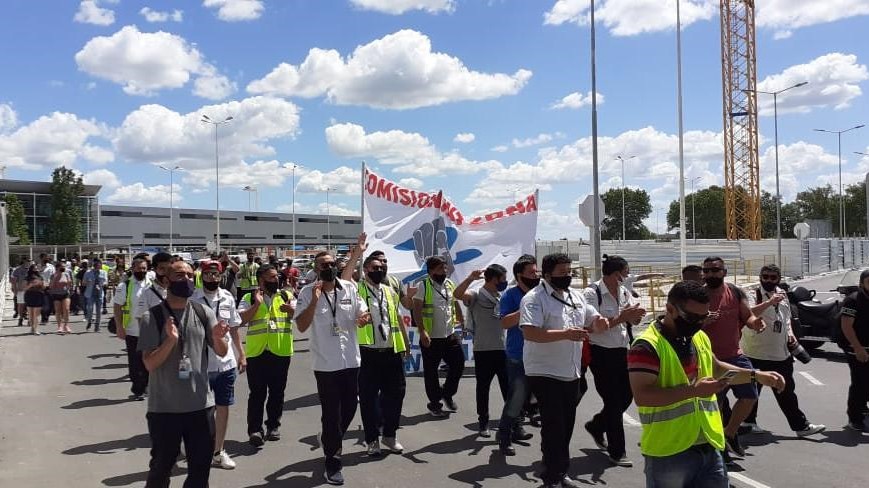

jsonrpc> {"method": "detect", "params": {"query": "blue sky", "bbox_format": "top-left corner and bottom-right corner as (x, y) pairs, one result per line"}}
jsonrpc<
(1, 0), (868, 239)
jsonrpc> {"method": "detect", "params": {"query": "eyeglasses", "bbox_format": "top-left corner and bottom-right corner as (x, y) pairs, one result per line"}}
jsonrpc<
(203, 271), (221, 278)
(702, 267), (724, 274)
(368, 266), (385, 272)
(760, 274), (779, 281)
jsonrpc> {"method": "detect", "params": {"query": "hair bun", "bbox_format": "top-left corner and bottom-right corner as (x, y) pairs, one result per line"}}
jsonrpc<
(602, 254), (609, 261)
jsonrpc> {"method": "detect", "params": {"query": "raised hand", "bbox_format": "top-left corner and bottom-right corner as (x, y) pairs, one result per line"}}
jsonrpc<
(469, 269), (485, 281)
(357, 312), (372, 327)
(693, 377), (729, 397)
(212, 319), (230, 340)
(312, 281), (323, 301)
(165, 316), (179, 343)
(253, 289), (263, 305)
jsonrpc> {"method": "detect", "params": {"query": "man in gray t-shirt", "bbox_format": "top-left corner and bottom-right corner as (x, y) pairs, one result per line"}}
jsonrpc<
(138, 260), (229, 488)
(454, 264), (510, 437)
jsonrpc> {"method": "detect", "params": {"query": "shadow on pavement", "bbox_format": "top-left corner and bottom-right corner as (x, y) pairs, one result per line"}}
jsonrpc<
(63, 433), (150, 455)
(569, 448), (624, 484)
(71, 375), (129, 386)
(88, 353), (125, 360)
(243, 452), (367, 488)
(102, 466), (188, 487)
(283, 393), (320, 411)
(92, 363), (128, 370)
(819, 428), (869, 446)
(400, 412), (452, 427)
(448, 450), (541, 487)
(61, 397), (137, 409)
(403, 433), (486, 464)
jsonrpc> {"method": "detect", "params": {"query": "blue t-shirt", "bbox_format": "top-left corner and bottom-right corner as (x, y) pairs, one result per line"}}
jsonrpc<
(500, 285), (526, 360)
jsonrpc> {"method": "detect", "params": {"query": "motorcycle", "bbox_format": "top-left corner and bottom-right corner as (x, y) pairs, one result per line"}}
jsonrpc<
(786, 285), (840, 350)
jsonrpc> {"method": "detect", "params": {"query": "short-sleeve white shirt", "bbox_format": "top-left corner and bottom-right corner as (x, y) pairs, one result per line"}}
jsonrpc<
(294, 279), (368, 372)
(583, 280), (637, 349)
(193, 288), (243, 372)
(111, 277), (153, 336)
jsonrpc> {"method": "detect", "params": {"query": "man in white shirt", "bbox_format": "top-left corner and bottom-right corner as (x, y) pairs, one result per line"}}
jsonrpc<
(520, 253), (607, 488)
(192, 260), (245, 469)
(114, 257), (153, 400)
(295, 251), (370, 486)
(39, 254), (55, 324)
(741, 264), (825, 438)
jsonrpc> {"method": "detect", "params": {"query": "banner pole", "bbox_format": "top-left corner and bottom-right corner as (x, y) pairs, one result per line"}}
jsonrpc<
(359, 161), (366, 277)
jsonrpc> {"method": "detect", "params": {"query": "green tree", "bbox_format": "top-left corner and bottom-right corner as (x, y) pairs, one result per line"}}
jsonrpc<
(3, 193), (30, 245)
(601, 187), (653, 240)
(45, 166), (84, 244)
(794, 185), (838, 236)
(666, 185), (727, 239)
(845, 181), (866, 237)
(780, 202), (801, 239)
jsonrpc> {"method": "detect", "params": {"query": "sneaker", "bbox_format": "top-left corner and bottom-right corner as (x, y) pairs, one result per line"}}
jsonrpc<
(845, 421), (868, 433)
(725, 434), (745, 458)
(512, 425), (533, 441)
(367, 440), (382, 457)
(212, 450), (236, 469)
(796, 424), (826, 437)
(13, 312), (18, 319)
(428, 406), (447, 418)
(324, 468), (344, 485)
(722, 449), (736, 466)
(266, 428), (281, 441)
(249, 431), (265, 447)
(316, 431), (322, 448)
(31, 330), (41, 336)
(561, 475), (583, 488)
(479, 428), (492, 438)
(498, 442), (516, 456)
(86, 322), (92, 330)
(585, 421), (607, 450)
(608, 455), (633, 467)
(382, 436), (404, 453)
(740, 422), (768, 435)
(444, 398), (458, 412)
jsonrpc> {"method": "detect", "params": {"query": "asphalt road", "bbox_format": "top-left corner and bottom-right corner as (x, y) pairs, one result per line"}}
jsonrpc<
(2, 272), (868, 488)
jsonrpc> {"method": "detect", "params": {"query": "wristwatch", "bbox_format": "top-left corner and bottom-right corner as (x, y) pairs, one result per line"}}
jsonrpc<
(750, 369), (757, 385)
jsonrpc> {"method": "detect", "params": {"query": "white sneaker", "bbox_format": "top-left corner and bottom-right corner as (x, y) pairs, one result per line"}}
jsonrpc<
(212, 450), (236, 469)
(796, 424), (826, 437)
(366, 439), (382, 456)
(382, 436), (404, 453)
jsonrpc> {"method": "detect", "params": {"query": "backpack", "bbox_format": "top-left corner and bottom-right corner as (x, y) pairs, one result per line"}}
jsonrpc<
(588, 282), (635, 343)
(151, 301), (210, 344)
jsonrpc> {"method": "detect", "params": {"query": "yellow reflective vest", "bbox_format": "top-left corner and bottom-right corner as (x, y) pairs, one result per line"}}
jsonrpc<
(358, 281), (406, 353)
(239, 263), (259, 290)
(243, 290), (294, 357)
(636, 323), (725, 457)
(421, 277), (457, 334)
(121, 277), (151, 329)
(194, 270), (203, 289)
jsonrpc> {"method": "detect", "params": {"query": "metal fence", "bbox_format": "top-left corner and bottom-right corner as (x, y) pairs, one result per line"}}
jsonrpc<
(0, 203), (10, 328)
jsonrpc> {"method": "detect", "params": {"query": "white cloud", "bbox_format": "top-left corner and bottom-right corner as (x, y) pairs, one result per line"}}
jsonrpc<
(757, 0), (869, 40)
(511, 132), (563, 149)
(113, 96), (301, 171)
(0, 111), (113, 170)
(399, 177), (423, 189)
(74, 0), (116, 26)
(106, 183), (181, 205)
(319, 202), (358, 216)
(75, 25), (236, 99)
(551, 91), (604, 110)
(82, 168), (121, 189)
(544, 0), (717, 36)
(0, 103), (17, 133)
(247, 29), (532, 109)
(181, 160), (299, 189)
(349, 0), (455, 15)
(757, 53), (868, 115)
(140, 7), (184, 23)
(296, 166), (362, 195)
(325, 122), (500, 177)
(491, 145), (509, 153)
(203, 0), (264, 22)
(453, 132), (475, 143)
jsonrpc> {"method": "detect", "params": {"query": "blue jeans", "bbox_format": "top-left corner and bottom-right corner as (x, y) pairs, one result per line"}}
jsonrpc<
(496, 358), (529, 443)
(85, 294), (103, 328)
(644, 444), (729, 488)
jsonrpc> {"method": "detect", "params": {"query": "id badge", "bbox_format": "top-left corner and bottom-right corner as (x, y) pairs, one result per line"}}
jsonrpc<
(269, 319), (277, 330)
(331, 320), (340, 336)
(219, 308), (231, 321)
(178, 355), (192, 380)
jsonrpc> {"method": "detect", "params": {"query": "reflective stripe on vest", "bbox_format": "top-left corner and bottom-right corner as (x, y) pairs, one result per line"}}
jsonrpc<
(194, 271), (203, 289)
(636, 324), (725, 457)
(121, 277), (150, 329)
(239, 264), (258, 289)
(243, 291), (294, 358)
(358, 282), (406, 353)
(421, 277), (456, 334)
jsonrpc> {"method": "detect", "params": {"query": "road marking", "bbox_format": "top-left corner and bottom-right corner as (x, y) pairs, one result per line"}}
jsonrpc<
(799, 371), (824, 386)
(729, 472), (773, 488)
(623, 413), (641, 426)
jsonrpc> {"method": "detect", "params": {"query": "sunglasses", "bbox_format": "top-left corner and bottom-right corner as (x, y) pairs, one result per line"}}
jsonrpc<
(702, 267), (724, 273)
(318, 263), (337, 270)
(368, 266), (385, 272)
(675, 305), (710, 323)
(760, 274), (779, 281)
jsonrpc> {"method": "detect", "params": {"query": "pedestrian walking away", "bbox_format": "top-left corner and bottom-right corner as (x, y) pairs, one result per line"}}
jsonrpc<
(295, 251), (371, 485)
(12, 258), (31, 327)
(520, 253), (608, 488)
(114, 256), (154, 401)
(82, 258), (108, 332)
(583, 255), (647, 467)
(39, 254), (55, 324)
(454, 264), (510, 438)
(238, 263), (295, 448)
(138, 260), (231, 488)
(24, 265), (45, 335)
(629, 280), (785, 488)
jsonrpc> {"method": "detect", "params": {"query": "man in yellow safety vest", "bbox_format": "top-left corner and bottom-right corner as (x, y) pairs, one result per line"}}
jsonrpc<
(628, 280), (785, 487)
(237, 250), (260, 303)
(238, 264), (295, 448)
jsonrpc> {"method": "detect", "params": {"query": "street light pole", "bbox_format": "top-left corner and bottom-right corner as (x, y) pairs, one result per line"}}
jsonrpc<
(616, 155), (636, 242)
(159, 165), (182, 253)
(290, 164), (298, 253)
(325, 187), (336, 251)
(676, 0), (687, 268)
(687, 176), (701, 243)
(201, 114), (234, 252)
(590, 0), (602, 279)
(815, 124), (865, 238)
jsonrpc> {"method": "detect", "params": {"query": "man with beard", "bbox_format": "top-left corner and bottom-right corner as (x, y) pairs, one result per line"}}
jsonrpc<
(700, 257), (765, 463)
(114, 257), (154, 400)
(629, 280), (784, 487)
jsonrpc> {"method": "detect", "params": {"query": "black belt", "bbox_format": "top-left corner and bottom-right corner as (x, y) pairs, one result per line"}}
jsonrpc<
(362, 347), (396, 353)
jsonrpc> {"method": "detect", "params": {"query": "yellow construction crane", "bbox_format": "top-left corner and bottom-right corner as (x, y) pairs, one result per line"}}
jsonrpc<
(720, 0), (761, 240)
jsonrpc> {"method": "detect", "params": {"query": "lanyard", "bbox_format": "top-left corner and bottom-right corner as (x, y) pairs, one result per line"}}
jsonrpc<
(201, 295), (223, 314)
(550, 290), (579, 327)
(322, 286), (339, 325)
(365, 282), (389, 340)
(164, 303), (187, 355)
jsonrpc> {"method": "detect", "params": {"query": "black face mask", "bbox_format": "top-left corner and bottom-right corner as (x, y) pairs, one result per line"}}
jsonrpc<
(368, 270), (386, 284)
(549, 276), (572, 291)
(169, 279), (195, 298)
(204, 281), (220, 292)
(704, 276), (724, 288)
(675, 316), (705, 338)
(133, 271), (147, 281)
(263, 281), (279, 294)
(520, 276), (540, 289)
(760, 281), (778, 292)
(319, 267), (337, 282)
(431, 273), (447, 284)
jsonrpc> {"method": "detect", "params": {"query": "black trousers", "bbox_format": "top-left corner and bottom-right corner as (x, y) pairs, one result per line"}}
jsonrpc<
(587, 345), (633, 458)
(474, 350), (509, 426)
(41, 291), (54, 321)
(359, 348), (406, 443)
(246, 351), (291, 435)
(528, 375), (582, 485)
(744, 357), (809, 431)
(421, 337), (465, 410)
(145, 407), (215, 488)
(125, 335), (149, 396)
(846, 354), (869, 424)
(315, 368), (359, 473)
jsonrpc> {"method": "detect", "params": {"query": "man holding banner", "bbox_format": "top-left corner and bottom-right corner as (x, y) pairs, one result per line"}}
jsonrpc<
(412, 256), (466, 418)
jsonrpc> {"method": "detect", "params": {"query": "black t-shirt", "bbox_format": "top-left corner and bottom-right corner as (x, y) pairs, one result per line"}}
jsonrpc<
(841, 291), (869, 347)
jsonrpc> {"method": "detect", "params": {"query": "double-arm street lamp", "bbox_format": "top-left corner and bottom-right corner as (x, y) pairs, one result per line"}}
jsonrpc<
(815, 124), (865, 237)
(158, 165), (183, 253)
(200, 114), (234, 251)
